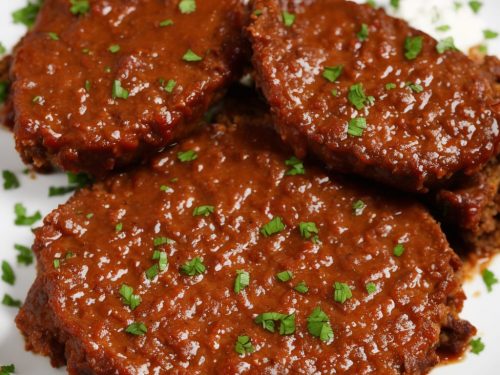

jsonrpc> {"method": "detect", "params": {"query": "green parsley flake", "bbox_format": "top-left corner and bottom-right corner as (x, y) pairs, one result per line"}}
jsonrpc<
(323, 65), (343, 82)
(0, 364), (15, 375)
(12, 1), (41, 27)
(2, 293), (22, 308)
(180, 257), (206, 276)
(366, 282), (377, 294)
(86, 213), (94, 219)
(125, 322), (147, 336)
(390, 0), (400, 9)
(160, 19), (174, 27)
(436, 37), (458, 53)
(255, 312), (296, 335)
(1, 261), (15, 286)
(282, 11), (296, 27)
(0, 43), (6, 55)
(307, 307), (334, 343)
(53, 259), (60, 269)
(347, 117), (367, 137)
(179, 0), (196, 14)
(470, 337), (485, 354)
(14, 203), (41, 226)
(119, 284), (141, 310)
(235, 335), (254, 355)
(0, 81), (9, 104)
(193, 205), (215, 217)
(348, 83), (374, 110)
(407, 82), (424, 93)
(112, 80), (129, 99)
(178, 150), (198, 162)
(299, 222), (319, 242)
(468, 1), (482, 14)
(352, 200), (366, 216)
(483, 29), (498, 40)
(163, 79), (177, 93)
(154, 237), (174, 247)
(14, 244), (33, 266)
(160, 185), (172, 192)
(260, 216), (286, 237)
(48, 32), (59, 41)
(333, 282), (352, 304)
(3, 170), (20, 190)
(108, 44), (120, 53)
(436, 25), (451, 32)
(285, 156), (305, 175)
(385, 82), (397, 90)
(234, 270), (250, 294)
(182, 49), (203, 62)
(145, 264), (159, 280)
(482, 269), (498, 292)
(366, 0), (376, 8)
(404, 36), (423, 60)
(254, 9), (263, 16)
(85, 80), (91, 92)
(115, 223), (123, 232)
(294, 281), (309, 294)
(152, 250), (168, 271)
(49, 186), (76, 197)
(32, 95), (43, 104)
(393, 243), (405, 257)
(70, 0), (90, 16)
(276, 270), (293, 282)
(357, 24), (369, 42)
(331, 89), (339, 97)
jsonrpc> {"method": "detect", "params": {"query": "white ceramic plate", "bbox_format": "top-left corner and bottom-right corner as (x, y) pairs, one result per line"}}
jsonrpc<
(0, 0), (499, 373)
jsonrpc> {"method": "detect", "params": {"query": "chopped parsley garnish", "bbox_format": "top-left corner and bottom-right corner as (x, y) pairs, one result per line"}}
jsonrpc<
(436, 37), (458, 53)
(180, 257), (206, 276)
(235, 335), (254, 355)
(234, 270), (250, 294)
(119, 284), (141, 310)
(49, 186), (77, 197)
(0, 43), (5, 56)
(161, 79), (176, 93)
(145, 264), (159, 280)
(483, 29), (498, 39)
(333, 282), (352, 304)
(407, 82), (424, 93)
(193, 205), (215, 217)
(2, 294), (22, 308)
(53, 259), (60, 269)
(14, 203), (41, 226)
(152, 250), (168, 271)
(404, 36), (423, 60)
(468, 1), (482, 14)
(182, 49), (203, 62)
(0, 81), (9, 104)
(307, 307), (334, 343)
(108, 44), (121, 53)
(352, 200), (366, 216)
(160, 19), (174, 27)
(179, 0), (196, 14)
(3, 170), (20, 190)
(260, 217), (285, 237)
(390, 0), (400, 9)
(86, 213), (94, 219)
(0, 364), (15, 375)
(12, 0), (41, 27)
(347, 117), (367, 137)
(85, 80), (91, 92)
(1, 261), (15, 285)
(276, 270), (293, 282)
(47, 32), (59, 41)
(70, 0), (90, 16)
(299, 222), (319, 243)
(112, 80), (129, 99)
(331, 89), (339, 97)
(366, 282), (377, 294)
(177, 150), (198, 162)
(50, 172), (92, 197)
(281, 11), (296, 27)
(348, 83), (374, 110)
(393, 243), (405, 257)
(154, 237), (174, 247)
(470, 337), (485, 354)
(255, 312), (296, 335)
(366, 0), (376, 8)
(254, 9), (263, 16)
(32, 95), (43, 104)
(125, 322), (147, 336)
(357, 24), (369, 42)
(14, 244), (33, 266)
(385, 82), (397, 90)
(294, 281), (309, 294)
(482, 269), (498, 292)
(285, 156), (305, 175)
(115, 223), (123, 232)
(436, 25), (451, 32)
(160, 185), (172, 192)
(322, 65), (343, 82)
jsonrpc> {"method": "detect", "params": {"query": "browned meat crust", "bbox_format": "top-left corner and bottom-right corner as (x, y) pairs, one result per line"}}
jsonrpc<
(248, 0), (500, 193)
(10, 0), (247, 175)
(17, 120), (472, 374)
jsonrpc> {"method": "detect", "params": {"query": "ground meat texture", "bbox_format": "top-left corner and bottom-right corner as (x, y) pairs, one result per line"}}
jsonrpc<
(248, 0), (500, 193)
(16, 122), (473, 374)
(10, 0), (246, 175)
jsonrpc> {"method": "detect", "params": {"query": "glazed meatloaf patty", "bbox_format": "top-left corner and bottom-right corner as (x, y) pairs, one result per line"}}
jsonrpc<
(248, 0), (500, 193)
(17, 122), (473, 374)
(9, 0), (246, 175)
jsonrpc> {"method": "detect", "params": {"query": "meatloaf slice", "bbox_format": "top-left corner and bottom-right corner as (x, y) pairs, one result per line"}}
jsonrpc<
(248, 0), (500, 193)
(17, 122), (473, 374)
(10, 0), (247, 175)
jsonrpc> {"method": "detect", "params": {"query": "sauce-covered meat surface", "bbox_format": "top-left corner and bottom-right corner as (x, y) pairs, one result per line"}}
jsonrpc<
(17, 123), (473, 374)
(10, 0), (246, 174)
(249, 0), (500, 193)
